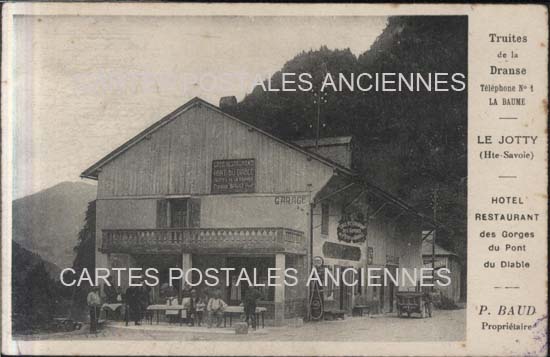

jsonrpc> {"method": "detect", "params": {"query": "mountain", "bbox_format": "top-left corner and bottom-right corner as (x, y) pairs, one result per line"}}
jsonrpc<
(12, 240), (61, 280)
(12, 181), (97, 271)
(227, 16), (467, 267)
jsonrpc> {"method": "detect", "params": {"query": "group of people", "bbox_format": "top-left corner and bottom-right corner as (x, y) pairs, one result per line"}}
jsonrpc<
(175, 287), (262, 329)
(86, 279), (264, 332)
(87, 277), (151, 332)
(201, 287), (263, 329)
(181, 289), (227, 328)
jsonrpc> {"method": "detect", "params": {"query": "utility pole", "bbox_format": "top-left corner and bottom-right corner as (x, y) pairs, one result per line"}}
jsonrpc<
(313, 62), (328, 149)
(315, 92), (321, 149)
(431, 185), (438, 291)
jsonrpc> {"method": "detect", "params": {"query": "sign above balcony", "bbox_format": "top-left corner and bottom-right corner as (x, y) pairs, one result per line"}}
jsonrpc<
(211, 159), (255, 194)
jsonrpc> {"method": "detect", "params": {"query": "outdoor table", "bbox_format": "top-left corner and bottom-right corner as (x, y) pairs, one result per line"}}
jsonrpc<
(102, 303), (123, 320)
(352, 305), (370, 317)
(146, 304), (187, 326)
(223, 306), (267, 328)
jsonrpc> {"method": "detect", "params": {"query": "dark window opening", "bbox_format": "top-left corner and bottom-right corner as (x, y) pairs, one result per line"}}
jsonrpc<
(321, 203), (329, 235)
(225, 257), (275, 304)
(170, 199), (188, 228)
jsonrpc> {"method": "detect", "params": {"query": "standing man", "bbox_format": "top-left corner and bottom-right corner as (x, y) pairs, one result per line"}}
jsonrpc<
(243, 287), (263, 329)
(126, 284), (141, 325)
(187, 289), (198, 326)
(139, 283), (150, 317)
(87, 286), (101, 333)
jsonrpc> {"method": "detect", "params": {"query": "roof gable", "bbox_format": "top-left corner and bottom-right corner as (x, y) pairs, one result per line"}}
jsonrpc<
(422, 241), (457, 256)
(81, 97), (354, 180)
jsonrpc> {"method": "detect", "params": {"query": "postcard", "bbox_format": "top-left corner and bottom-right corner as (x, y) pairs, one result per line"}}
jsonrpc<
(1, 3), (547, 356)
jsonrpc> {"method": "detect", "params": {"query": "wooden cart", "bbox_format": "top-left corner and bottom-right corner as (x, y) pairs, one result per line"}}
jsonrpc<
(396, 291), (433, 318)
(50, 317), (83, 332)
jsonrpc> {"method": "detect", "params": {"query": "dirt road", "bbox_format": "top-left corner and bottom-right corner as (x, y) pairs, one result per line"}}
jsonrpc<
(14, 309), (465, 342)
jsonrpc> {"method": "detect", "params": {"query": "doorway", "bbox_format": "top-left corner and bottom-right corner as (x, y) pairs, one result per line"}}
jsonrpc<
(386, 264), (398, 313)
(133, 254), (181, 303)
(338, 266), (353, 312)
(225, 256), (275, 305)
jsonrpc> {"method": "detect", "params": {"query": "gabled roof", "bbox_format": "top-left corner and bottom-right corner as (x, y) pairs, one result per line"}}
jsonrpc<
(422, 241), (458, 256)
(80, 96), (440, 228)
(80, 97), (355, 180)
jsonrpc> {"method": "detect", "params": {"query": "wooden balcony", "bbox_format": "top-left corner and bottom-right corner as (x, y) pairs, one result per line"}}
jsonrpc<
(101, 227), (306, 255)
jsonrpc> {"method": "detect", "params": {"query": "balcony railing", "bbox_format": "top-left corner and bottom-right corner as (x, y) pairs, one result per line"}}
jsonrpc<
(101, 227), (306, 255)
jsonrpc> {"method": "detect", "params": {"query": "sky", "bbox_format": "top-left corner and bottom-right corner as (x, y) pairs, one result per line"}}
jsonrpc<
(12, 15), (388, 199)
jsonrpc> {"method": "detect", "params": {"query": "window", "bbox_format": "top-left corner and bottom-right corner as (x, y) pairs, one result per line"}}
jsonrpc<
(157, 198), (200, 228)
(254, 278), (275, 302)
(321, 203), (329, 235)
(156, 200), (168, 228)
(169, 199), (188, 228)
(355, 270), (363, 296)
(230, 277), (242, 301)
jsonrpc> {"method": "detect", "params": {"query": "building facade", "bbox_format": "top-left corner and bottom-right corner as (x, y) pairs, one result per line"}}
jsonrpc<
(82, 97), (431, 324)
(422, 236), (462, 304)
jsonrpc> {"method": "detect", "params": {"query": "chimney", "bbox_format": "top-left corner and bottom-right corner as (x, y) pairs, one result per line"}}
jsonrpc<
(219, 96), (237, 111)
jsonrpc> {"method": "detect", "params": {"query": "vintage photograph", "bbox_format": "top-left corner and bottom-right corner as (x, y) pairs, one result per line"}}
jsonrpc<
(8, 13), (467, 343)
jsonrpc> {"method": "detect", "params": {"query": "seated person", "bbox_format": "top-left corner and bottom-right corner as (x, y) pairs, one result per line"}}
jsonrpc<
(181, 296), (191, 308)
(194, 294), (207, 326)
(104, 276), (119, 304)
(185, 290), (199, 326)
(207, 290), (227, 328)
(165, 296), (179, 323)
(181, 296), (193, 325)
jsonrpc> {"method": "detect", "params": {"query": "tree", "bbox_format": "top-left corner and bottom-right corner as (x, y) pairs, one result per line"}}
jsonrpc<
(72, 200), (96, 307)
(229, 16), (468, 285)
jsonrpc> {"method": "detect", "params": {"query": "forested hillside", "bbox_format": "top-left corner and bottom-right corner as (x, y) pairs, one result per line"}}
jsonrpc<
(226, 16), (467, 282)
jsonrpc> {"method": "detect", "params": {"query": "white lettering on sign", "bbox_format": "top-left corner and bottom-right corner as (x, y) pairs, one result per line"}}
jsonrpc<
(274, 195), (308, 205)
(337, 220), (367, 243)
(211, 159), (255, 194)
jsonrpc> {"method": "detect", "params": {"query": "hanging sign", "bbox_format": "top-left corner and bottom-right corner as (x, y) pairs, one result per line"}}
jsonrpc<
(337, 216), (367, 243)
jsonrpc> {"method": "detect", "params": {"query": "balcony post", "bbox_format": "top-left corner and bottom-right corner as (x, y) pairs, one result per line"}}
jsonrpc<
(274, 253), (286, 326)
(181, 252), (193, 293)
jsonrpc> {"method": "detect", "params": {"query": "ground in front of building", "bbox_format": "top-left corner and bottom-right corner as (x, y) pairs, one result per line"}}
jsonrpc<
(14, 309), (465, 342)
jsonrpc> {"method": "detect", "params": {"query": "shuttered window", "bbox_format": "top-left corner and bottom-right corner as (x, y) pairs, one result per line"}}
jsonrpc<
(156, 200), (168, 228)
(170, 199), (188, 228)
(188, 197), (201, 228)
(157, 198), (201, 228)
